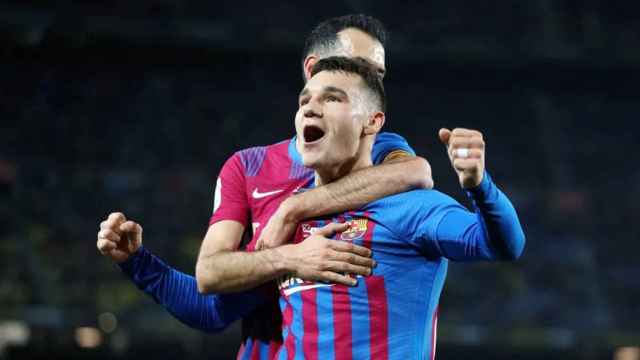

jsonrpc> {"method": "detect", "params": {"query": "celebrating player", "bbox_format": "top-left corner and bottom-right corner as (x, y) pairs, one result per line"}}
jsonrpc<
(97, 14), (432, 358)
(270, 57), (525, 359)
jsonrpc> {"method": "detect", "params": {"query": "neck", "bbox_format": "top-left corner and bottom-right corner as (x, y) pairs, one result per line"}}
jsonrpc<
(314, 152), (372, 186)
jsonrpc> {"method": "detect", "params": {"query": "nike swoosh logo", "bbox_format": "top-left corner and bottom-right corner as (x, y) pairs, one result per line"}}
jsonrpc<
(252, 188), (284, 199)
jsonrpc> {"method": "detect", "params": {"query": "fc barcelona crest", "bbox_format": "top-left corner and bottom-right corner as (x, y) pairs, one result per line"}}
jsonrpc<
(338, 219), (368, 241)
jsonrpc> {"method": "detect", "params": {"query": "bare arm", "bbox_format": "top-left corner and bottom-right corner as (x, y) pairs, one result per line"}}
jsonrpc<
(259, 153), (432, 248)
(195, 221), (375, 294)
(195, 220), (285, 294)
(289, 154), (431, 220)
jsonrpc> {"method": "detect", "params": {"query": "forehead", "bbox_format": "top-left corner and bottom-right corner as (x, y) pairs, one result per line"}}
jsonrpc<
(337, 28), (385, 73)
(303, 71), (362, 95)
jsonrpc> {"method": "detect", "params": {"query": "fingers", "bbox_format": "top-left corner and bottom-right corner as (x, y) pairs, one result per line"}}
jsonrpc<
(98, 228), (121, 243)
(451, 128), (483, 138)
(315, 222), (350, 237)
(448, 137), (485, 151)
(316, 271), (358, 286)
(329, 249), (376, 269)
(450, 148), (483, 160)
(453, 158), (481, 172)
(329, 241), (372, 258)
(324, 260), (372, 277)
(100, 212), (127, 235)
(97, 237), (117, 254)
(119, 220), (142, 235)
(438, 128), (451, 145)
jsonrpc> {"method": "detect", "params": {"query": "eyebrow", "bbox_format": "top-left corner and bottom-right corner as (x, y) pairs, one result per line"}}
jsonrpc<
(323, 86), (348, 97)
(298, 85), (348, 99)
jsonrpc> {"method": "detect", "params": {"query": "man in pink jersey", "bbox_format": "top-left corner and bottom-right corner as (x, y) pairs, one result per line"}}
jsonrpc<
(97, 15), (433, 359)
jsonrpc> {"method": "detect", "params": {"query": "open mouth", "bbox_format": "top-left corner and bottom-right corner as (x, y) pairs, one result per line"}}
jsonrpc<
(303, 125), (326, 143)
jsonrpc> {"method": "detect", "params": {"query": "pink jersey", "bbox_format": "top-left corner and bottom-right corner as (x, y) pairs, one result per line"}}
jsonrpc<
(209, 139), (314, 359)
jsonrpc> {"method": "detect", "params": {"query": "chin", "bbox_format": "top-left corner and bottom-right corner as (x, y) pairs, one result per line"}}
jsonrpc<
(301, 154), (320, 169)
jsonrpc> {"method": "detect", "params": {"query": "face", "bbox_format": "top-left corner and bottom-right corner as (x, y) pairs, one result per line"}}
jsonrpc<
(337, 28), (386, 77)
(295, 71), (370, 172)
(304, 28), (386, 80)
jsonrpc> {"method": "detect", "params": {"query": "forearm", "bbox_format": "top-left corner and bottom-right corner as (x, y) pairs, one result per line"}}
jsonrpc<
(119, 247), (259, 332)
(286, 156), (432, 220)
(463, 172), (526, 260)
(431, 175), (525, 261)
(195, 247), (291, 294)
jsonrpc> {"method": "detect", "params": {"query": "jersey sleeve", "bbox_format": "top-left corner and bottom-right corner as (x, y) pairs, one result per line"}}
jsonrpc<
(371, 132), (416, 165)
(118, 247), (263, 332)
(209, 153), (250, 226)
(394, 173), (525, 261)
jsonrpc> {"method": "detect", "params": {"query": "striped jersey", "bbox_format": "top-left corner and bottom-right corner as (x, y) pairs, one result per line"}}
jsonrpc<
(208, 133), (417, 360)
(276, 175), (525, 359)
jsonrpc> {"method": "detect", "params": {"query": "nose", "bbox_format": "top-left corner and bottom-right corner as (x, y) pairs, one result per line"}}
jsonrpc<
(302, 100), (322, 118)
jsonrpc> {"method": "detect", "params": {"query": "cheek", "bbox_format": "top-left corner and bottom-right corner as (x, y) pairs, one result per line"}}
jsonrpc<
(294, 110), (304, 133)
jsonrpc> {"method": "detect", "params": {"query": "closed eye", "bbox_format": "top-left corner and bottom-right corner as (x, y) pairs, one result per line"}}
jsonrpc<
(326, 95), (341, 102)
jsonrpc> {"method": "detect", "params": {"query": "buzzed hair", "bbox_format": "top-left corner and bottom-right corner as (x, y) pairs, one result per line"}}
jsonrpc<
(310, 56), (386, 113)
(302, 14), (388, 76)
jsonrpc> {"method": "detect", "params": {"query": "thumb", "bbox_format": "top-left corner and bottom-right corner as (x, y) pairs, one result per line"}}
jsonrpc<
(315, 222), (350, 237)
(438, 128), (451, 146)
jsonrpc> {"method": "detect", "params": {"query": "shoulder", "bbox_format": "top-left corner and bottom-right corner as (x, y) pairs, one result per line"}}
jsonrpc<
(371, 132), (415, 164)
(373, 132), (411, 149)
(364, 189), (462, 240)
(233, 139), (291, 176)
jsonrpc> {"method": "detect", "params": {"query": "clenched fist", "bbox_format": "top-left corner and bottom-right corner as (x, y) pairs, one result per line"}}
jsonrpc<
(439, 128), (485, 189)
(97, 212), (142, 263)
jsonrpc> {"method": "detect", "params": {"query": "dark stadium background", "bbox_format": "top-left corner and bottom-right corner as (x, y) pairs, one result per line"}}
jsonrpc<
(1, 1), (638, 359)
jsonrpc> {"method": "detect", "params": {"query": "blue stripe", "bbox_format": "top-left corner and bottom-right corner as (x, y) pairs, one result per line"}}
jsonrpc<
(287, 137), (314, 180)
(316, 286), (335, 360)
(423, 259), (447, 359)
(289, 294), (305, 360)
(239, 338), (253, 360)
(259, 341), (270, 360)
(288, 137), (303, 165)
(349, 280), (370, 360)
(278, 296), (289, 360)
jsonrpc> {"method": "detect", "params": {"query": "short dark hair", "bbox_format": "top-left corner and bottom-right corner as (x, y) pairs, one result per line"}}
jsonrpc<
(302, 14), (388, 68)
(310, 56), (386, 112)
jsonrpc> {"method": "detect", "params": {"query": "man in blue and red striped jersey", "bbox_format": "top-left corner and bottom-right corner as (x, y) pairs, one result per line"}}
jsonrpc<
(271, 57), (525, 359)
(96, 15), (433, 359)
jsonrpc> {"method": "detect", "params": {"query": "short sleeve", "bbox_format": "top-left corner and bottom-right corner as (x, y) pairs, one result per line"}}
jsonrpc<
(371, 132), (416, 165)
(209, 153), (250, 226)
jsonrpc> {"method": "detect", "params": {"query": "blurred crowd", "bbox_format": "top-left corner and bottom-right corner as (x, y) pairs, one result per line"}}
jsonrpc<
(1, 1), (639, 358)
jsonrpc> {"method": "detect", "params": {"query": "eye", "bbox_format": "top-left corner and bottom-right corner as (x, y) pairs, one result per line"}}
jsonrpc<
(326, 95), (341, 102)
(299, 97), (309, 106)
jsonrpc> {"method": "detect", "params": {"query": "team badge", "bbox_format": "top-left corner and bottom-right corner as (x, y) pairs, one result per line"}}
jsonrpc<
(338, 219), (368, 241)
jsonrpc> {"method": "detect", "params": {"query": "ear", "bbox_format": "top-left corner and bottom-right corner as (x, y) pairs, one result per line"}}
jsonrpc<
(303, 55), (318, 81)
(363, 111), (385, 136)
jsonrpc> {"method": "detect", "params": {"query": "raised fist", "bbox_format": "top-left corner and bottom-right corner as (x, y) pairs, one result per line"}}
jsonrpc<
(439, 128), (485, 189)
(96, 212), (142, 263)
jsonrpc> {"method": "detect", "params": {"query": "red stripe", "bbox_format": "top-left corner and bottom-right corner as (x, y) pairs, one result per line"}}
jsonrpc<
(236, 341), (246, 360)
(268, 341), (281, 360)
(366, 276), (389, 359)
(249, 339), (261, 360)
(282, 300), (296, 360)
(332, 285), (352, 360)
(301, 288), (318, 360)
(360, 211), (375, 249)
(430, 306), (439, 360)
